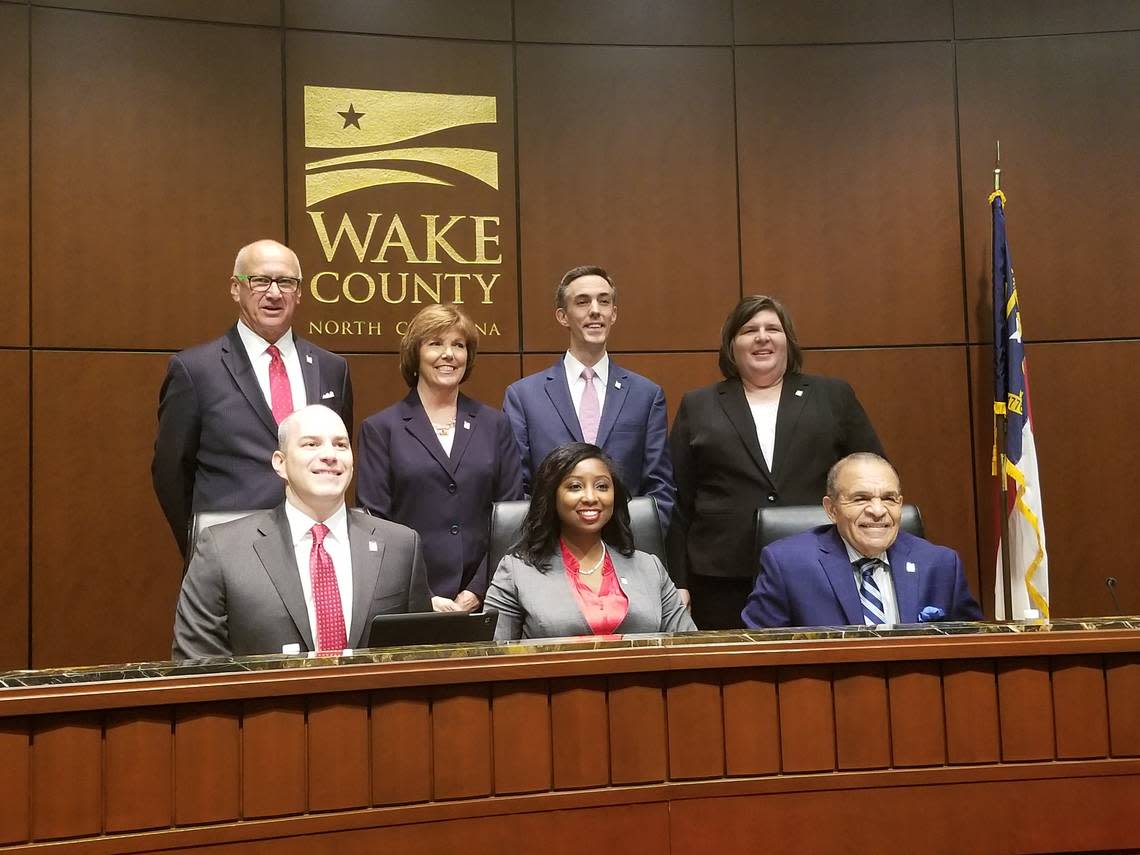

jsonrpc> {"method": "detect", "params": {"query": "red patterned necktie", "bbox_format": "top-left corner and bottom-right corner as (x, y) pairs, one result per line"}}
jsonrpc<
(580, 367), (600, 444)
(267, 344), (294, 424)
(309, 524), (347, 652)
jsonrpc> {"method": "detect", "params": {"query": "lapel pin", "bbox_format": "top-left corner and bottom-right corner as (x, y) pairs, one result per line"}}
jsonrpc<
(369, 541), (378, 552)
(306, 354), (313, 364)
(615, 381), (622, 389)
(795, 389), (804, 397)
(463, 420), (471, 430)
(906, 561), (916, 574)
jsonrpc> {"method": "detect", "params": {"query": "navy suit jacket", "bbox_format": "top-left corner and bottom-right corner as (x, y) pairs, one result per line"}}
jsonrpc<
(152, 326), (353, 556)
(356, 389), (524, 599)
(741, 525), (983, 628)
(503, 358), (674, 525)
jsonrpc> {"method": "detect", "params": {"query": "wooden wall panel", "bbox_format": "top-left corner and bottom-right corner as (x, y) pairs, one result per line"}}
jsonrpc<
(887, 662), (946, 766)
(517, 44), (739, 353)
(174, 704), (240, 826)
(307, 693), (370, 812)
(943, 660), (999, 763)
(737, 42), (962, 348)
(31, 713), (103, 840)
(242, 698), (307, 819)
(105, 709), (173, 832)
(550, 677), (610, 789)
(0, 3), (28, 347)
(31, 352), (181, 669)
(0, 351), (29, 671)
(1106, 655), (1140, 757)
(0, 720), (30, 844)
(431, 685), (493, 800)
(666, 673), (725, 779)
(516, 0), (732, 45)
(284, 30), (518, 354)
(735, 0), (953, 44)
(832, 663), (891, 770)
(285, 0), (512, 41)
(607, 674), (667, 784)
(29, 0), (280, 24)
(371, 689), (432, 805)
(722, 670), (780, 776)
(970, 342), (1140, 618)
(996, 659), (1054, 761)
(491, 680), (552, 794)
(30, 8), (285, 350)
(958, 31), (1140, 342)
(777, 666), (835, 772)
(810, 347), (980, 604)
(1052, 655), (1109, 760)
(954, 0), (1140, 39)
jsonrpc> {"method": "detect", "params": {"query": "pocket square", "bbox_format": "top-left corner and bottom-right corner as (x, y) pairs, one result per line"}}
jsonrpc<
(322, 391), (336, 399)
(918, 606), (946, 622)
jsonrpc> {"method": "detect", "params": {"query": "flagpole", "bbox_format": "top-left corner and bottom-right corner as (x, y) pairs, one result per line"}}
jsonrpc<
(993, 142), (1015, 619)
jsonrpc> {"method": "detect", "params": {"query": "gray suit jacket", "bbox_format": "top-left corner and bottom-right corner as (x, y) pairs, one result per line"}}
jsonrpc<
(172, 504), (430, 660)
(484, 549), (697, 641)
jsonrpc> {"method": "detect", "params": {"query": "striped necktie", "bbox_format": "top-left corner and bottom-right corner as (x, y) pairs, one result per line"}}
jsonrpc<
(856, 557), (887, 626)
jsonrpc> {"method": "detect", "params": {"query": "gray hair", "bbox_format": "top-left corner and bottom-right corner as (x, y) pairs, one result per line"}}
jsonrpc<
(826, 452), (899, 499)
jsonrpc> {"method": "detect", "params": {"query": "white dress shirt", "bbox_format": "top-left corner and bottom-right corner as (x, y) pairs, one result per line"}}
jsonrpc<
(236, 320), (307, 413)
(841, 538), (899, 625)
(564, 351), (609, 419)
(284, 500), (354, 644)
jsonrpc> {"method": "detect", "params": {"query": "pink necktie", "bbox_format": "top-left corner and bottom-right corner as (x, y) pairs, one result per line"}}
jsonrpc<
(267, 344), (294, 424)
(309, 524), (347, 652)
(580, 367), (600, 444)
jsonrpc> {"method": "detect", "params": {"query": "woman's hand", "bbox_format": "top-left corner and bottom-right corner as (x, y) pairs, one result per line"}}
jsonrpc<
(454, 590), (481, 612)
(431, 596), (461, 612)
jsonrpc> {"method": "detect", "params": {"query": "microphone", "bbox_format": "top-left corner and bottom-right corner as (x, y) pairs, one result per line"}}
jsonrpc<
(1105, 576), (1123, 614)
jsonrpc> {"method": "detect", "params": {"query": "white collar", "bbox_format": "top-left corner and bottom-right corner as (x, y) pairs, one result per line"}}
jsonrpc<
(284, 499), (349, 547)
(839, 534), (890, 568)
(564, 351), (610, 384)
(237, 319), (295, 358)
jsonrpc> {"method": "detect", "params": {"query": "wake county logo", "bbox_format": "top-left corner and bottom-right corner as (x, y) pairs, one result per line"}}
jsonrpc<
(302, 85), (505, 337)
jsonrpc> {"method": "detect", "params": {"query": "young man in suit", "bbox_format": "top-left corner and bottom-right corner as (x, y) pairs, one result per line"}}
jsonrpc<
(172, 405), (430, 660)
(503, 265), (675, 526)
(742, 453), (982, 628)
(152, 239), (353, 557)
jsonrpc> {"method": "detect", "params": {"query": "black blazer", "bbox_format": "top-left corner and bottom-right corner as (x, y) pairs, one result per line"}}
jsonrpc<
(666, 373), (883, 584)
(152, 326), (353, 556)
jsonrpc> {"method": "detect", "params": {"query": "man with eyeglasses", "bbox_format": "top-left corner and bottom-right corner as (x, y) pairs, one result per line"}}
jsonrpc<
(152, 239), (353, 558)
(741, 453), (982, 628)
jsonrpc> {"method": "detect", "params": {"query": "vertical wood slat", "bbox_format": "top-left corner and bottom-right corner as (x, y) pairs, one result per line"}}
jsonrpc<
(550, 677), (610, 789)
(723, 670), (780, 776)
(308, 693), (369, 812)
(242, 697), (307, 819)
(105, 709), (172, 832)
(371, 689), (432, 805)
(0, 718), (30, 844)
(833, 663), (891, 770)
(431, 685), (492, 799)
(666, 673), (725, 780)
(608, 674), (667, 784)
(778, 666), (836, 773)
(1052, 656), (1109, 760)
(174, 703), (240, 826)
(492, 680), (552, 795)
(997, 658), (1055, 761)
(943, 660), (1000, 763)
(31, 713), (103, 841)
(887, 662), (946, 767)
(1106, 655), (1140, 756)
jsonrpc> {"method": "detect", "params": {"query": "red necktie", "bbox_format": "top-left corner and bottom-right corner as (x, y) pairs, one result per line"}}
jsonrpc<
(267, 344), (294, 424)
(579, 367), (600, 444)
(309, 524), (347, 652)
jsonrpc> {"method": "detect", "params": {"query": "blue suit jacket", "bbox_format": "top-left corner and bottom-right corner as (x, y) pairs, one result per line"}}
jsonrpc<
(741, 525), (983, 628)
(503, 358), (675, 525)
(355, 389), (524, 599)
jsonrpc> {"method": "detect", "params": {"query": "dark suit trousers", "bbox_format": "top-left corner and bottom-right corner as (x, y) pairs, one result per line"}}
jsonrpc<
(688, 574), (753, 630)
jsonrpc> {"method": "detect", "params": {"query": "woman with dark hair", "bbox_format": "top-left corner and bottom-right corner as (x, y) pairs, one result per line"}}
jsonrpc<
(667, 295), (883, 630)
(485, 443), (696, 641)
(356, 304), (523, 612)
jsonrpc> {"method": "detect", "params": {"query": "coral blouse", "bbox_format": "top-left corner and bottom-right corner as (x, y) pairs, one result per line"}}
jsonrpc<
(560, 540), (630, 635)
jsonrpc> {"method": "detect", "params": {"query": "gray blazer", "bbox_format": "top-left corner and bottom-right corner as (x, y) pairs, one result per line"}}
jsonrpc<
(485, 548), (697, 641)
(172, 504), (431, 660)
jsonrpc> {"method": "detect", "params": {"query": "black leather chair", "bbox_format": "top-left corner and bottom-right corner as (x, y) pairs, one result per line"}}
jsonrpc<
(488, 496), (665, 575)
(753, 503), (925, 568)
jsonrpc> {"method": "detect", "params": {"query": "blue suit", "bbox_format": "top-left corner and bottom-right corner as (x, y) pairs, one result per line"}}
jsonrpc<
(742, 525), (983, 628)
(503, 358), (674, 525)
(356, 389), (524, 599)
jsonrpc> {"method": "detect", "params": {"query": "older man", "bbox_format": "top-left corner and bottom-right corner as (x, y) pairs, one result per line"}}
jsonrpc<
(742, 453), (982, 628)
(172, 405), (430, 660)
(503, 265), (674, 526)
(152, 239), (353, 556)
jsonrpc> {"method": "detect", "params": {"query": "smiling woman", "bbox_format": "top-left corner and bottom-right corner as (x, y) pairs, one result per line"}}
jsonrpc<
(355, 304), (524, 613)
(484, 443), (696, 641)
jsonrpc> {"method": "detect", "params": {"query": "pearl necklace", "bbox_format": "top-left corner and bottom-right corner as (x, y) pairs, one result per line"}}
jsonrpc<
(577, 545), (606, 576)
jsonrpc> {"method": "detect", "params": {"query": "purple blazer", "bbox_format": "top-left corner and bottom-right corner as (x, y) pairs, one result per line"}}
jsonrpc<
(355, 389), (523, 599)
(742, 525), (983, 628)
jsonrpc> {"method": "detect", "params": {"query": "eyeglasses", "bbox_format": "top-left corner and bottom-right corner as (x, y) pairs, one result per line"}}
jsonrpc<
(236, 274), (302, 294)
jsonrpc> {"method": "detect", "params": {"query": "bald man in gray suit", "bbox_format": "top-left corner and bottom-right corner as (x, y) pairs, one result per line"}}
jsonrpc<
(172, 405), (430, 660)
